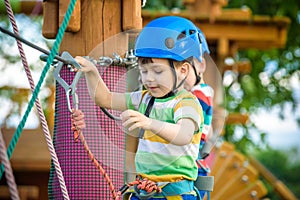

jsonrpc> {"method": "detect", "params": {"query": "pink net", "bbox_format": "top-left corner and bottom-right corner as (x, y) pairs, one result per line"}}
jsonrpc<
(48, 64), (127, 199)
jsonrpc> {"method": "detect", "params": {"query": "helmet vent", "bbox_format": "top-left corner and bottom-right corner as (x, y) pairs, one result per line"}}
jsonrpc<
(165, 37), (175, 49)
(177, 31), (186, 40)
(189, 30), (196, 35)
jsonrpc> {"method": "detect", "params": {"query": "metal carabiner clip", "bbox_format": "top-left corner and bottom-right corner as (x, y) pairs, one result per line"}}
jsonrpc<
(53, 51), (83, 113)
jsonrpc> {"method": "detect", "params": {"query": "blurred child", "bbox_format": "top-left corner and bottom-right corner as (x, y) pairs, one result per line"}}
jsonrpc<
(184, 29), (214, 199)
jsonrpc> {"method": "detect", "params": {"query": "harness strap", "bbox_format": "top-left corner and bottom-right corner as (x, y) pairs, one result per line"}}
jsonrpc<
(133, 180), (195, 199)
(160, 180), (194, 196)
(138, 96), (155, 138)
(194, 176), (214, 192)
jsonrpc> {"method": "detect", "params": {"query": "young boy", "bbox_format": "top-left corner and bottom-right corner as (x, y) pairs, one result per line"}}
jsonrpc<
(73, 16), (205, 199)
(184, 30), (214, 199)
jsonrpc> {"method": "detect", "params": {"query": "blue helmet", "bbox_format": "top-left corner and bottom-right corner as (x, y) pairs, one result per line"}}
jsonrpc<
(134, 16), (205, 62)
(197, 28), (210, 54)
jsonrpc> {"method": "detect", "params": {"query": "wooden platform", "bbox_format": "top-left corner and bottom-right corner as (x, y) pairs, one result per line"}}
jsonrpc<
(207, 142), (268, 200)
(0, 128), (51, 200)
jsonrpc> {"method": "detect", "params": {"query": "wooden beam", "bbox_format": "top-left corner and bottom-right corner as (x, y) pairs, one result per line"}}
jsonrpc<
(249, 157), (298, 200)
(42, 0), (58, 39)
(226, 113), (249, 125)
(1, 128), (51, 171)
(142, 11), (290, 50)
(59, 0), (81, 32)
(0, 186), (39, 200)
(122, 0), (142, 30)
(223, 60), (252, 74)
(59, 0), (123, 56)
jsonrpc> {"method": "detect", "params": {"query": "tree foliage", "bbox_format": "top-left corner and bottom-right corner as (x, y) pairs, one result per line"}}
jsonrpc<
(0, 14), (54, 128)
(254, 147), (300, 199)
(223, 0), (300, 152)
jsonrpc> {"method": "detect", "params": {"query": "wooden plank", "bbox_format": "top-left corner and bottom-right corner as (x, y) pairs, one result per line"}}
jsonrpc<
(230, 180), (268, 200)
(249, 157), (298, 200)
(142, 11), (290, 49)
(219, 8), (252, 20)
(60, 0), (122, 57)
(59, 0), (81, 32)
(210, 142), (235, 179)
(211, 151), (246, 200)
(198, 23), (280, 41)
(226, 113), (249, 125)
(223, 60), (252, 74)
(1, 128), (50, 171)
(122, 0), (142, 30)
(42, 0), (58, 39)
(213, 165), (259, 200)
(0, 185), (39, 200)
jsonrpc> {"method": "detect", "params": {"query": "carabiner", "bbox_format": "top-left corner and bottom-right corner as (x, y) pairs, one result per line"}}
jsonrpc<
(53, 51), (83, 113)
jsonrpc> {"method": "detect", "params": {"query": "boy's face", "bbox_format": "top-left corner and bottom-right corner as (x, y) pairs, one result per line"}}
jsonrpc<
(139, 58), (176, 98)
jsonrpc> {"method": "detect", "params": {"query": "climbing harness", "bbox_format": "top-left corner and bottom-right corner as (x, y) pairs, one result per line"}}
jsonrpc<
(119, 176), (163, 199)
(121, 177), (205, 200)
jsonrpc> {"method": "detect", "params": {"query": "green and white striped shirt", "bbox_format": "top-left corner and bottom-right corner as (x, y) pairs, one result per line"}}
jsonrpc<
(125, 89), (203, 182)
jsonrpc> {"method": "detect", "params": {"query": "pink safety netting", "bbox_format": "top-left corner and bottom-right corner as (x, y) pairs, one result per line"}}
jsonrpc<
(48, 64), (127, 199)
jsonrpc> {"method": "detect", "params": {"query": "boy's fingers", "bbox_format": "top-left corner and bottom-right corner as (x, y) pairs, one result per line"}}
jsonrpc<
(122, 117), (137, 127)
(128, 122), (140, 131)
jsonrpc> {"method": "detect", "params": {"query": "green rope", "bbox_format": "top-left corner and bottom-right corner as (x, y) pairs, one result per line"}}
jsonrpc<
(0, 0), (77, 178)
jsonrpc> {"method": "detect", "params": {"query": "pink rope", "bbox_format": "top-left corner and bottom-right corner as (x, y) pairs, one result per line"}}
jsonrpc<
(0, 129), (20, 200)
(4, 1), (70, 199)
(74, 129), (119, 199)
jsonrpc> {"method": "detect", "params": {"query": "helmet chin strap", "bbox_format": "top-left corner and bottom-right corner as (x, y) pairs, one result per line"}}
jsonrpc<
(193, 67), (201, 86)
(190, 59), (201, 86)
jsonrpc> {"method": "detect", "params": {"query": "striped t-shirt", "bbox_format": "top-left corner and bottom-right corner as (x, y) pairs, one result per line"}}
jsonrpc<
(191, 83), (213, 148)
(125, 89), (203, 182)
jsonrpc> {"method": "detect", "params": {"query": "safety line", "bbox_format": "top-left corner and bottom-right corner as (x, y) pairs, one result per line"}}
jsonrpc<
(0, 0), (79, 199)
(0, 129), (20, 200)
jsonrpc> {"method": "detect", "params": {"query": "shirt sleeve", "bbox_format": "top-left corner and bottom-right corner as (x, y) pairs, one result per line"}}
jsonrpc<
(125, 91), (143, 111)
(174, 97), (203, 133)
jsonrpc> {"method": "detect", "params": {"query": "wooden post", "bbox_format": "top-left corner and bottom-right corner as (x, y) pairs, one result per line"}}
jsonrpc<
(59, 0), (121, 56)
(122, 0), (142, 30)
(42, 0), (58, 38)
(43, 0), (143, 56)
(42, 1), (142, 199)
(59, 0), (81, 32)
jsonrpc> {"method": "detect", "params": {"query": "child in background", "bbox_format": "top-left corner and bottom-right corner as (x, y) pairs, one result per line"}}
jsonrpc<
(184, 29), (214, 199)
(73, 16), (206, 199)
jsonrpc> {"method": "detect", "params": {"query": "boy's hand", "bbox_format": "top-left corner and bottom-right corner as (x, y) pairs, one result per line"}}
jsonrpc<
(71, 109), (86, 131)
(74, 56), (97, 73)
(121, 110), (152, 131)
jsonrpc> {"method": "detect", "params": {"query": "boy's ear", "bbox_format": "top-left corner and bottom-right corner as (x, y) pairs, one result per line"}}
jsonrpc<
(180, 62), (190, 76)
